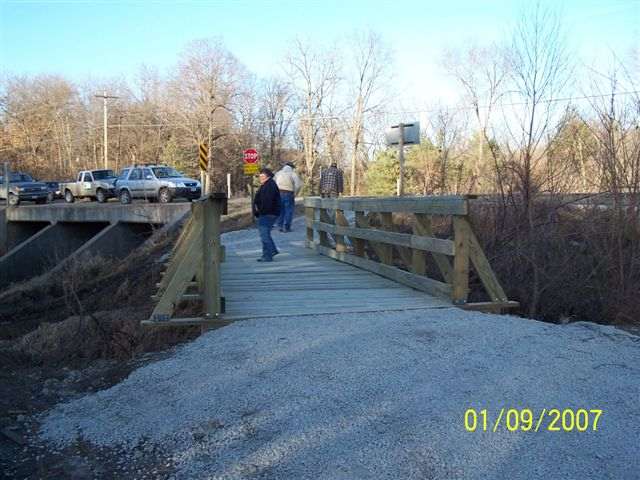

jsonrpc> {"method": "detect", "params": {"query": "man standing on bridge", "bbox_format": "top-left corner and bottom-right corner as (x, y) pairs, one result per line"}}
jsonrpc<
(253, 168), (281, 262)
(320, 162), (344, 198)
(274, 162), (303, 232)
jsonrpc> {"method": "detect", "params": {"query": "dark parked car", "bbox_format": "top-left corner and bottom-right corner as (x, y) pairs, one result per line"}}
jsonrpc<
(45, 181), (62, 202)
(0, 172), (49, 206)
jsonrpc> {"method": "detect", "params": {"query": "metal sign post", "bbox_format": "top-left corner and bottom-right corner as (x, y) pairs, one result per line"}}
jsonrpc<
(385, 121), (420, 197)
(243, 149), (260, 207)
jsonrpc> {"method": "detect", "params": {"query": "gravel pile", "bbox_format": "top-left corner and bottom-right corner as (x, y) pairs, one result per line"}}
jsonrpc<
(39, 222), (640, 479)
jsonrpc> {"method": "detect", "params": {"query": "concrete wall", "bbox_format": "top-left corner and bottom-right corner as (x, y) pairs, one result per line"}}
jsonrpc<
(6, 203), (191, 225)
(48, 222), (153, 276)
(0, 222), (108, 289)
(0, 203), (186, 290)
(0, 210), (49, 257)
(6, 221), (51, 254)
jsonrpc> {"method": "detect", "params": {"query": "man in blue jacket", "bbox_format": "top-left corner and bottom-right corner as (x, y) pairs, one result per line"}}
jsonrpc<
(253, 168), (281, 262)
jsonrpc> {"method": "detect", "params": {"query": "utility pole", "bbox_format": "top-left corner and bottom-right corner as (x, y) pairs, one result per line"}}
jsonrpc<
(94, 90), (119, 170)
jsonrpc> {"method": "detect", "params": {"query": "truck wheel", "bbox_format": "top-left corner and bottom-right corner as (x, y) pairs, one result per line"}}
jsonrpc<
(158, 188), (172, 204)
(119, 189), (132, 205)
(8, 193), (19, 206)
(64, 190), (75, 203)
(96, 188), (106, 203)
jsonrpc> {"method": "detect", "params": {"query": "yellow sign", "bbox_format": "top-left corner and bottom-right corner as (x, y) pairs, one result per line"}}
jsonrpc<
(243, 163), (259, 175)
(199, 143), (208, 171)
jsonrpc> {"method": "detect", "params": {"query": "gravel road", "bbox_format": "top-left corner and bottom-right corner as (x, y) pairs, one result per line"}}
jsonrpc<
(39, 223), (640, 479)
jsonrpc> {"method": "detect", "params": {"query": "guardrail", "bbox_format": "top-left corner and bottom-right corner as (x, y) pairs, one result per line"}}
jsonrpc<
(143, 193), (227, 327)
(304, 195), (518, 313)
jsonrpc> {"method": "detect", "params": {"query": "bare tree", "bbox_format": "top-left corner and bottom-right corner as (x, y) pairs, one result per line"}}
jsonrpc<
(585, 63), (640, 200)
(285, 38), (340, 191)
(496, 3), (573, 317)
(505, 2), (571, 211)
(445, 43), (508, 193)
(429, 106), (465, 193)
(346, 30), (392, 195)
(164, 38), (249, 191)
(258, 77), (297, 165)
(0, 75), (77, 178)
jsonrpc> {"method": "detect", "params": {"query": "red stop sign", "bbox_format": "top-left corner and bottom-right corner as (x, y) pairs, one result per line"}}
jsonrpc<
(243, 149), (259, 164)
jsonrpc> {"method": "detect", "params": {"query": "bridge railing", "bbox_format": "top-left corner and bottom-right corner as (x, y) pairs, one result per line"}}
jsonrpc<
(143, 193), (227, 327)
(304, 195), (517, 312)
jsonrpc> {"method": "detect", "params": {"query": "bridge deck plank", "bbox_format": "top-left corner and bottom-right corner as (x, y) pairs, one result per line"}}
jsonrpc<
(220, 237), (450, 319)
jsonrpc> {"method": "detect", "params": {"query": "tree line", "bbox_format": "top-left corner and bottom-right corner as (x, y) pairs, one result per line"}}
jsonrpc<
(1, 5), (638, 204)
(0, 31), (393, 196)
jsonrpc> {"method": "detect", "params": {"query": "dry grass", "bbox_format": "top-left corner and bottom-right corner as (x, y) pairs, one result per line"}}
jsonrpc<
(469, 199), (640, 326)
(0, 207), (256, 367)
(371, 200), (639, 327)
(10, 308), (199, 367)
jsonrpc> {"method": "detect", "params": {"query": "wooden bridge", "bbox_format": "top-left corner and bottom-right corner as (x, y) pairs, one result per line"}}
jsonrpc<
(142, 194), (517, 327)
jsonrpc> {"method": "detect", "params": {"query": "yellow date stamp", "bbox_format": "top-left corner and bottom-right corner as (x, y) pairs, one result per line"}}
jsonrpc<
(464, 408), (603, 432)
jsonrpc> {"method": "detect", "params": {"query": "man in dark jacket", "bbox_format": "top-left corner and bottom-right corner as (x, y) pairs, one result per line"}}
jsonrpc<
(253, 168), (281, 262)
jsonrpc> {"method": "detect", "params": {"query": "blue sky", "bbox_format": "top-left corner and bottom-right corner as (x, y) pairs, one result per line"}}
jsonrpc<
(1, 0), (638, 106)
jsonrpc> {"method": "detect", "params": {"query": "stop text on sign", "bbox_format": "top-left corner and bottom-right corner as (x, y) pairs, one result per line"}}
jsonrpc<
(243, 149), (259, 164)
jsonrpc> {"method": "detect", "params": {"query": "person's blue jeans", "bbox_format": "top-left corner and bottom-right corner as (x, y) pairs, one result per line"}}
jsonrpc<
(258, 214), (278, 260)
(277, 191), (295, 230)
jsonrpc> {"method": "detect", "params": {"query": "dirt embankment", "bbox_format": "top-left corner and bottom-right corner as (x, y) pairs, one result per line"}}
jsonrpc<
(0, 201), (257, 479)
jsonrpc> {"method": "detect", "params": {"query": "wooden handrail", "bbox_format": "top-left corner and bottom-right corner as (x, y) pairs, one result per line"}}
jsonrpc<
(304, 195), (517, 313)
(305, 196), (469, 215)
(143, 193), (228, 326)
(310, 220), (455, 256)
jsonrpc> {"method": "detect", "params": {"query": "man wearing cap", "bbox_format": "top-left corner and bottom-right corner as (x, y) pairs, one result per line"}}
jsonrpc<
(253, 168), (281, 262)
(274, 161), (303, 232)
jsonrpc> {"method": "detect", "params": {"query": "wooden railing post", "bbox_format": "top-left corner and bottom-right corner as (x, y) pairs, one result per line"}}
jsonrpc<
(145, 193), (230, 326)
(378, 212), (394, 265)
(411, 215), (428, 276)
(319, 208), (331, 247)
(452, 215), (470, 304)
(203, 194), (225, 318)
(353, 211), (366, 257)
(334, 209), (348, 252)
(305, 206), (315, 247)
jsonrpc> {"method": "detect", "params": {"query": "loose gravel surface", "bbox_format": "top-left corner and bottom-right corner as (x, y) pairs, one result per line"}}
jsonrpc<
(38, 223), (640, 479)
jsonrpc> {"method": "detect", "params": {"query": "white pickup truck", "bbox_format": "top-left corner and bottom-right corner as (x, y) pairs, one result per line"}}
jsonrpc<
(60, 169), (118, 203)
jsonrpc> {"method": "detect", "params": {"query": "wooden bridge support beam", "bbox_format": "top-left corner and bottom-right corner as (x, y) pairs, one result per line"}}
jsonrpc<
(452, 216), (470, 304)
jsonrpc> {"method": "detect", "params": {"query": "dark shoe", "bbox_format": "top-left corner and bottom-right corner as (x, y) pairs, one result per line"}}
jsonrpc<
(278, 228), (284, 232)
(257, 257), (273, 262)
(284, 228), (292, 233)
(273, 250), (280, 256)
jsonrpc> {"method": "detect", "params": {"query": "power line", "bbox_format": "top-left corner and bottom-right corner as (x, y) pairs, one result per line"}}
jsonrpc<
(85, 89), (640, 128)
(2, 90), (638, 132)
